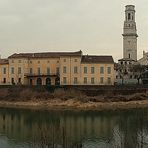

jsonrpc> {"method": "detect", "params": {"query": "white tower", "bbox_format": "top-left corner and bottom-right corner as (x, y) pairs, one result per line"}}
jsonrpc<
(123, 5), (138, 61)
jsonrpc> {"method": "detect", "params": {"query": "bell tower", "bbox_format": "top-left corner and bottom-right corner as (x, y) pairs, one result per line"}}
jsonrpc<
(123, 5), (138, 61)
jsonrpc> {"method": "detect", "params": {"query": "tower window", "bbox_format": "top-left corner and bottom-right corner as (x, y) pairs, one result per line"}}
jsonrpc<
(129, 54), (131, 58)
(128, 13), (131, 20)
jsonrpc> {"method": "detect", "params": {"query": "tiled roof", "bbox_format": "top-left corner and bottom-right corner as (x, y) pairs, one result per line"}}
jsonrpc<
(0, 59), (9, 64)
(8, 50), (82, 59)
(81, 55), (114, 64)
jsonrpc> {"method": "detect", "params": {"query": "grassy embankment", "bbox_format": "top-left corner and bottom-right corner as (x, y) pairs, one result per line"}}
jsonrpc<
(0, 87), (148, 110)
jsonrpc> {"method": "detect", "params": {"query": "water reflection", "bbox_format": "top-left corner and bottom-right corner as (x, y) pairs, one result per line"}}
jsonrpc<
(0, 108), (148, 148)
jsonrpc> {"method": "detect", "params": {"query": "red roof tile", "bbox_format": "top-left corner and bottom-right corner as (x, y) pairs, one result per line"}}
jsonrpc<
(81, 55), (114, 64)
(8, 51), (82, 59)
(0, 59), (9, 64)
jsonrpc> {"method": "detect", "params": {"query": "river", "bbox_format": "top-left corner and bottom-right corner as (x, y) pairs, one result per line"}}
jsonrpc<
(0, 108), (148, 148)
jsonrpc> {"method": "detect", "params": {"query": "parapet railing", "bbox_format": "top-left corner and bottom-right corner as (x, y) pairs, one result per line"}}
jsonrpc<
(24, 73), (60, 77)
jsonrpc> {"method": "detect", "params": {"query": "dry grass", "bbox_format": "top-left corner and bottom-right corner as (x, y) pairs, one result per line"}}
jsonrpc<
(0, 87), (148, 103)
(0, 87), (52, 101)
(19, 89), (35, 100)
(0, 87), (83, 101)
(53, 89), (66, 99)
(53, 88), (86, 101)
(0, 88), (9, 99)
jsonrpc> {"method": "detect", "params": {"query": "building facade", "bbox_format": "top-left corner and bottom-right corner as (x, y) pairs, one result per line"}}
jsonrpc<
(0, 51), (114, 86)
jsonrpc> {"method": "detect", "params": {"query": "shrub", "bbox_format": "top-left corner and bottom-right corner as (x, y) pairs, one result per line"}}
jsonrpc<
(19, 89), (35, 101)
(0, 88), (9, 100)
(53, 88), (66, 99)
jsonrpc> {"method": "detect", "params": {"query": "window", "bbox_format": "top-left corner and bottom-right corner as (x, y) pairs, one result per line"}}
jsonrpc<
(3, 68), (6, 74)
(63, 66), (66, 73)
(47, 68), (50, 75)
(91, 67), (95, 74)
(100, 67), (104, 74)
(47, 61), (50, 63)
(38, 61), (40, 64)
(74, 59), (77, 62)
(38, 68), (40, 75)
(63, 77), (67, 84)
(18, 67), (21, 74)
(57, 61), (59, 63)
(128, 13), (131, 20)
(63, 59), (66, 62)
(91, 77), (95, 84)
(84, 67), (87, 74)
(30, 68), (33, 74)
(3, 78), (6, 83)
(74, 66), (78, 74)
(129, 54), (131, 58)
(11, 78), (14, 84)
(100, 77), (104, 84)
(18, 78), (21, 84)
(107, 77), (111, 84)
(107, 67), (111, 74)
(84, 77), (87, 84)
(74, 77), (78, 84)
(30, 61), (32, 64)
(18, 60), (21, 63)
(12, 60), (14, 63)
(11, 67), (14, 74)
(56, 67), (60, 75)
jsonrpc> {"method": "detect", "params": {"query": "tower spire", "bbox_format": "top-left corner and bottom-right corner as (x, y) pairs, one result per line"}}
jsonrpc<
(122, 5), (138, 61)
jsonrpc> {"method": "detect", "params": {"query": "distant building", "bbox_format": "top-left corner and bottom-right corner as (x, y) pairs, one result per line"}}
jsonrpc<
(0, 51), (114, 85)
(138, 51), (148, 65)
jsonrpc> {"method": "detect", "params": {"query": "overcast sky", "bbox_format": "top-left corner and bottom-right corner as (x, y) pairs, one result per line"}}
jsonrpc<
(0, 0), (148, 61)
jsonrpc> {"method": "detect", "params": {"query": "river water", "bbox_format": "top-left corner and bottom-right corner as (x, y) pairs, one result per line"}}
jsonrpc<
(0, 108), (148, 148)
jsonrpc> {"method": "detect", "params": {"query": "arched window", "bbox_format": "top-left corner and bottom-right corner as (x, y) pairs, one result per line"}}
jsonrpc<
(55, 77), (60, 86)
(128, 13), (131, 20)
(129, 54), (131, 59)
(37, 78), (42, 85)
(46, 78), (51, 86)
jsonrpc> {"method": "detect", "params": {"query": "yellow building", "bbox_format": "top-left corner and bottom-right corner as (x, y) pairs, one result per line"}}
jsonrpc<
(0, 59), (9, 85)
(0, 51), (114, 85)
